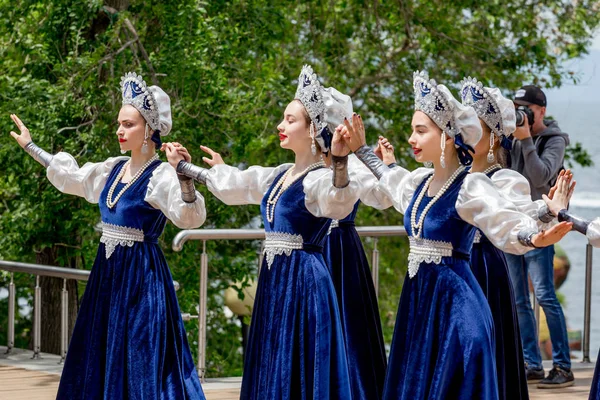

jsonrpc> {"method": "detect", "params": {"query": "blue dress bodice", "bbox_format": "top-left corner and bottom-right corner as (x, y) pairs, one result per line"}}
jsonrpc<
(98, 159), (165, 241)
(403, 170), (476, 256)
(260, 169), (332, 247)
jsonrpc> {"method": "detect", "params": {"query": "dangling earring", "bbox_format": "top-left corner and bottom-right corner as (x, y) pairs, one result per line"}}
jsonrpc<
(424, 161), (433, 168)
(310, 123), (317, 156)
(440, 133), (446, 168)
(120, 149), (127, 155)
(141, 124), (149, 154)
(487, 133), (495, 163)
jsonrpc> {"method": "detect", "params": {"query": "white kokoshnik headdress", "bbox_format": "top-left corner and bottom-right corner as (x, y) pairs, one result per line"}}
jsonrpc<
(120, 72), (172, 151)
(460, 76), (516, 160)
(413, 70), (482, 166)
(294, 65), (353, 154)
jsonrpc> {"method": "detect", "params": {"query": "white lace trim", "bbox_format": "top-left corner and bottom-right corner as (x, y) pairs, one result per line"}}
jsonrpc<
(327, 220), (340, 235)
(473, 230), (482, 244)
(407, 237), (454, 279)
(99, 222), (145, 259)
(263, 231), (304, 269)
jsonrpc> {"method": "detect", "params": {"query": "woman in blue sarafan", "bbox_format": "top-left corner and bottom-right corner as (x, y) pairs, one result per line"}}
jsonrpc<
(322, 141), (399, 400)
(175, 65), (362, 399)
(9, 72), (207, 399)
(459, 78), (573, 400)
(323, 199), (385, 400)
(337, 71), (572, 400)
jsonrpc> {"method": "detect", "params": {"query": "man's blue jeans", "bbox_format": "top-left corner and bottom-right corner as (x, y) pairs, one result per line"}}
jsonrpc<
(505, 245), (571, 370)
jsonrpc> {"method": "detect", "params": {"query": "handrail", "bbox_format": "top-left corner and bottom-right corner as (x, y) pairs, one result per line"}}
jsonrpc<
(0, 259), (181, 362)
(172, 226), (408, 251)
(172, 225), (408, 381)
(0, 260), (90, 281)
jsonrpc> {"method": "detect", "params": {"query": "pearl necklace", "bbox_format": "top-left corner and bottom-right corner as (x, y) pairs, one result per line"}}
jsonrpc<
(410, 166), (466, 238)
(482, 163), (501, 176)
(106, 154), (159, 209)
(266, 161), (325, 223)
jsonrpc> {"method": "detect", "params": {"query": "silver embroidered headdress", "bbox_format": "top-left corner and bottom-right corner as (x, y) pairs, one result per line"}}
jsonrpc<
(294, 65), (353, 153)
(460, 77), (516, 139)
(413, 71), (482, 165)
(120, 72), (172, 136)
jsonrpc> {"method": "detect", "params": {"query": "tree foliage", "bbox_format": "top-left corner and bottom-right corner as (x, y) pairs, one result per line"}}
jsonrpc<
(0, 0), (598, 376)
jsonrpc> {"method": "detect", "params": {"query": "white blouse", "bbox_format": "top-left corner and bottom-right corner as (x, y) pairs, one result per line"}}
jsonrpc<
(46, 152), (206, 229)
(370, 165), (540, 255)
(203, 162), (359, 220)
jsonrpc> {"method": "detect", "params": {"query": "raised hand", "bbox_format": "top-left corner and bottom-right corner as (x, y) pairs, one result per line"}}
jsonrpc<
(531, 221), (573, 248)
(200, 145), (225, 166)
(161, 142), (190, 170)
(375, 136), (396, 166)
(341, 113), (367, 152)
(9, 114), (33, 148)
(543, 169), (575, 216)
(331, 124), (351, 157)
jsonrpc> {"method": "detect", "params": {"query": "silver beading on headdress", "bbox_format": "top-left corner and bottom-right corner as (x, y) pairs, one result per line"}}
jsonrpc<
(460, 77), (503, 138)
(413, 71), (458, 137)
(120, 72), (160, 132)
(295, 65), (326, 133)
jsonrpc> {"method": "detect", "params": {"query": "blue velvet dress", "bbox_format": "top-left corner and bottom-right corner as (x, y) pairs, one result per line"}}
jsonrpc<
(590, 353), (600, 399)
(240, 169), (352, 400)
(56, 160), (205, 400)
(324, 202), (386, 400)
(470, 169), (529, 400)
(383, 170), (499, 400)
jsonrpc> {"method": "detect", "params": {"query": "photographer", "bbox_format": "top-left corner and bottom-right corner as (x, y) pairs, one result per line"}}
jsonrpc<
(505, 85), (573, 388)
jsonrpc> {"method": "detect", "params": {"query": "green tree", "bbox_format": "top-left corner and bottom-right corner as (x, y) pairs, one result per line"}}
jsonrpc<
(1, 0), (598, 376)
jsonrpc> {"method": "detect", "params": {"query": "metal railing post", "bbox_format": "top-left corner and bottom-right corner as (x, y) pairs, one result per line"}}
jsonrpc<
(583, 243), (593, 363)
(6, 272), (15, 354)
(371, 238), (380, 298)
(32, 275), (41, 359)
(198, 240), (208, 382)
(60, 278), (68, 363)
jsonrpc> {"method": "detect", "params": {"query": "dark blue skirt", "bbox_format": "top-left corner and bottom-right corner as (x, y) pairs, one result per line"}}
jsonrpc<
(240, 249), (351, 400)
(471, 238), (529, 400)
(56, 243), (205, 400)
(589, 350), (600, 400)
(324, 222), (387, 399)
(383, 259), (498, 400)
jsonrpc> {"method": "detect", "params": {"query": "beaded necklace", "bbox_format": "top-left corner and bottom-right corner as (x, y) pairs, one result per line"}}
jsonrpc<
(266, 161), (325, 223)
(482, 163), (502, 176)
(106, 154), (159, 209)
(410, 166), (466, 238)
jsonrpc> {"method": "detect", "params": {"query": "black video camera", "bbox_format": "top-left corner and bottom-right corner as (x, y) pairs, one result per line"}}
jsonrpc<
(515, 105), (534, 127)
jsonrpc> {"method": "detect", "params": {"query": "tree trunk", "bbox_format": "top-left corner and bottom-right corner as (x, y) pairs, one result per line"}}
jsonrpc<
(36, 247), (79, 355)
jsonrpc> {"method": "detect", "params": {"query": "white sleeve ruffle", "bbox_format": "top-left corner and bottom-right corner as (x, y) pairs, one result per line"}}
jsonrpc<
(145, 163), (206, 229)
(205, 163), (292, 205)
(491, 169), (553, 229)
(587, 218), (600, 248)
(457, 172), (539, 255)
(303, 166), (363, 220)
(378, 167), (433, 214)
(46, 152), (128, 203)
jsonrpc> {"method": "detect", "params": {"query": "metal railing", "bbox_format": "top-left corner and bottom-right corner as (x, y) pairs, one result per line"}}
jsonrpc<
(0, 229), (595, 383)
(171, 226), (407, 381)
(0, 260), (182, 362)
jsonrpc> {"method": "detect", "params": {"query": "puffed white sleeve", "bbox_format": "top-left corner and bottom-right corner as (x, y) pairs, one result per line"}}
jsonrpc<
(491, 169), (553, 229)
(145, 163), (206, 229)
(343, 155), (395, 210)
(457, 173), (539, 255)
(204, 163), (293, 205)
(587, 218), (600, 247)
(302, 166), (363, 220)
(378, 167), (433, 214)
(46, 152), (128, 203)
